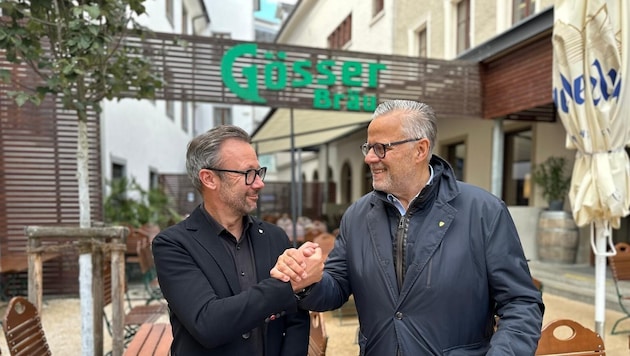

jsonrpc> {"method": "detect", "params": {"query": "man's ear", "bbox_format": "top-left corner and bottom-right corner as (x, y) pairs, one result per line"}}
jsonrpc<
(199, 169), (218, 190)
(416, 138), (430, 161)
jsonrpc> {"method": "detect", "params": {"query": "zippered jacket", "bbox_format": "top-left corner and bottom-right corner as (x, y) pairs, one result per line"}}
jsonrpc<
(300, 155), (544, 355)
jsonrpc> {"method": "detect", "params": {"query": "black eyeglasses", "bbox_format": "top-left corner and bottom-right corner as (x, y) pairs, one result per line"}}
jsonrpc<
(205, 167), (267, 185)
(360, 138), (422, 159)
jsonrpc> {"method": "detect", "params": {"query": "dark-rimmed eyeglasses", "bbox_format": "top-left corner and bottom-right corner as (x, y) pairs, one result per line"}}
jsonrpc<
(205, 167), (267, 185)
(360, 138), (422, 159)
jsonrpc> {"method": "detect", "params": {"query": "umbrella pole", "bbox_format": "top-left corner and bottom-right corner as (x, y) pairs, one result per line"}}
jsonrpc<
(592, 220), (615, 337)
(594, 225), (606, 337)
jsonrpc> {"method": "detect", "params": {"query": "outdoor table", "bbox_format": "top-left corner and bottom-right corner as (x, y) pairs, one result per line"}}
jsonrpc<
(0, 252), (60, 300)
(124, 323), (172, 356)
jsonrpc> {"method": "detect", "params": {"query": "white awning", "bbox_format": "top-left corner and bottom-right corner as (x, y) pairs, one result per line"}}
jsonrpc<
(251, 108), (372, 154)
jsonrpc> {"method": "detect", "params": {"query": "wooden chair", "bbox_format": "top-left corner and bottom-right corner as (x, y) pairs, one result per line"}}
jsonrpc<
(308, 312), (327, 356)
(535, 319), (605, 355)
(607, 242), (630, 334)
(102, 259), (168, 345)
(3, 296), (51, 356)
(136, 237), (164, 305)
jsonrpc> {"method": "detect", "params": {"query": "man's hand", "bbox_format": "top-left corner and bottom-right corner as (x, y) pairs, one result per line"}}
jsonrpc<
(271, 242), (324, 291)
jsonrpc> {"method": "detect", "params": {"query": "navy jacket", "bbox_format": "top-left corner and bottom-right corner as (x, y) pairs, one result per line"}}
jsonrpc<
(153, 206), (309, 356)
(300, 156), (544, 355)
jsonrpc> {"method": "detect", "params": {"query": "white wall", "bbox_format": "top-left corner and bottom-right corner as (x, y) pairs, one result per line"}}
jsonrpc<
(101, 0), (205, 197)
(101, 99), (191, 191)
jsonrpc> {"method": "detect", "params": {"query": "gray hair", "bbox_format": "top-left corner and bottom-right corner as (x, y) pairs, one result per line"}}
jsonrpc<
(186, 125), (251, 192)
(372, 100), (437, 155)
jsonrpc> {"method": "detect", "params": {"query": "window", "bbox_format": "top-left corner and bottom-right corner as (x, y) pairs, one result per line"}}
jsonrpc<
(445, 142), (466, 181)
(456, 0), (470, 54)
(149, 170), (159, 190)
(418, 28), (427, 57)
(112, 163), (125, 181)
(166, 0), (174, 27)
(513, 0), (536, 24)
(213, 107), (232, 126)
(328, 14), (352, 49)
(373, 0), (384, 17)
(503, 129), (532, 206)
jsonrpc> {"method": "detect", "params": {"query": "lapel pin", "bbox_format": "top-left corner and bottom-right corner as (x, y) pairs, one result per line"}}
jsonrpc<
(258, 228), (263, 234)
(439, 221), (445, 227)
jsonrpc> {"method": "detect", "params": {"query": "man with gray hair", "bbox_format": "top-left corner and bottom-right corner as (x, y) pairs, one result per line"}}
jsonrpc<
(272, 100), (544, 355)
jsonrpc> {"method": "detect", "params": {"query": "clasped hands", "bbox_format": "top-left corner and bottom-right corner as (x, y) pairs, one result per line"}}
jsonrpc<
(270, 242), (324, 292)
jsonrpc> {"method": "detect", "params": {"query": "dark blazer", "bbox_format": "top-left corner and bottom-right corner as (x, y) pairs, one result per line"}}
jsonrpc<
(152, 206), (309, 356)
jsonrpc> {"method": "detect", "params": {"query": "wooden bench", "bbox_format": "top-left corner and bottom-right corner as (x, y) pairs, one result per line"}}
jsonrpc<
(535, 319), (605, 355)
(123, 323), (172, 356)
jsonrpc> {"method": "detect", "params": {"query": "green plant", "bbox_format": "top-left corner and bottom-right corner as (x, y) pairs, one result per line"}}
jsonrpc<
(532, 156), (571, 203)
(104, 177), (181, 228)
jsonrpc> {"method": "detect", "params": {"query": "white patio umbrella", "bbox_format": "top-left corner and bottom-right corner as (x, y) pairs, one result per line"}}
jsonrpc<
(552, 0), (630, 336)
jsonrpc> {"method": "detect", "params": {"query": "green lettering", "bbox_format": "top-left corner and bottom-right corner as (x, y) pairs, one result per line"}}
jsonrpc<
(292, 60), (313, 87)
(333, 92), (345, 110)
(221, 44), (266, 103)
(342, 62), (363, 87)
(347, 90), (361, 110)
(367, 63), (387, 88)
(363, 94), (377, 111)
(313, 89), (331, 108)
(265, 54), (288, 90)
(316, 60), (336, 85)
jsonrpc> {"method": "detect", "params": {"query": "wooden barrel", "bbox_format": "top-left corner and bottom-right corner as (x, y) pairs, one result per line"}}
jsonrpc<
(537, 211), (579, 264)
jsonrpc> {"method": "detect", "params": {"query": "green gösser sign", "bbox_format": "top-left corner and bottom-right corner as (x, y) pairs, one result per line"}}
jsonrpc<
(221, 43), (387, 111)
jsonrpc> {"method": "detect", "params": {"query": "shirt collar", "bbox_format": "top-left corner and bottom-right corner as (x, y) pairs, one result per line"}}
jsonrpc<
(387, 164), (434, 215)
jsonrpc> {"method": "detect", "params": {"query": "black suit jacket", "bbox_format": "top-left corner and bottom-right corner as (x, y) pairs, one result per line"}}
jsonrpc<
(152, 206), (309, 356)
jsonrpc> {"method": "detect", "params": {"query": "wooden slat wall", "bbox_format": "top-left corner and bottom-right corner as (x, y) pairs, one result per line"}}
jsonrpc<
(482, 34), (553, 119)
(125, 32), (483, 119)
(0, 60), (102, 295)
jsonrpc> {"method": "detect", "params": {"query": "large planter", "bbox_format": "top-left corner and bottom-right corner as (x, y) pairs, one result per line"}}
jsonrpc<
(537, 211), (579, 264)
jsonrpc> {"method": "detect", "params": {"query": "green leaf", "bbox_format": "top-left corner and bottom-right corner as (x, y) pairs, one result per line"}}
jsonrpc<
(85, 5), (101, 19)
(0, 69), (10, 83)
(14, 92), (30, 106)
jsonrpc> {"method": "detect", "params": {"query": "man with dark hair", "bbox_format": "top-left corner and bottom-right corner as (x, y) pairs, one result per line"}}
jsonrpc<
(153, 125), (317, 355)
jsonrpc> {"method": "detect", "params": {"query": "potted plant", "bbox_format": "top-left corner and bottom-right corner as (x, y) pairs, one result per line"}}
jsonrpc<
(531, 156), (571, 210)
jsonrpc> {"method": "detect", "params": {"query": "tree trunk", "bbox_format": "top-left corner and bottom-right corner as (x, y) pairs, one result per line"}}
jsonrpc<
(77, 110), (95, 355)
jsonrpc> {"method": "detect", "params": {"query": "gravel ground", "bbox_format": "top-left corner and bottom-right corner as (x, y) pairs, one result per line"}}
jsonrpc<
(0, 291), (627, 355)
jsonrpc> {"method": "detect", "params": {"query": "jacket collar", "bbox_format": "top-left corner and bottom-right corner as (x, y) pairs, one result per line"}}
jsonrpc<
(184, 205), (272, 294)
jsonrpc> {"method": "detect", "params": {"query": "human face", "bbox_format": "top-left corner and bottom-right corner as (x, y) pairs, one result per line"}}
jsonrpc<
(215, 140), (265, 215)
(364, 112), (419, 196)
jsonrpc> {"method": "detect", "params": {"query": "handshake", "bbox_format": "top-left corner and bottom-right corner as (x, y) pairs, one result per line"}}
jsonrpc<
(270, 242), (325, 292)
